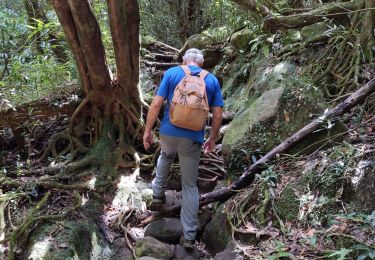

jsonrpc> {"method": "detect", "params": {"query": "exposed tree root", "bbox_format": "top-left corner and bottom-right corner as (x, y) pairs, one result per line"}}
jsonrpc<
(8, 192), (81, 260)
(0, 175), (92, 191)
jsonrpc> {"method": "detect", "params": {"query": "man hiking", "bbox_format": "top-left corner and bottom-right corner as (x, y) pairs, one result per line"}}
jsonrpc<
(143, 48), (224, 249)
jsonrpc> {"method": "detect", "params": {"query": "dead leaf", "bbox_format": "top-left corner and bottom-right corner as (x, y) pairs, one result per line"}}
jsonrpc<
(284, 110), (290, 122)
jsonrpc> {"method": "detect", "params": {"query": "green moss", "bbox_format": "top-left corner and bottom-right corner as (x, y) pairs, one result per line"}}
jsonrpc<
(275, 184), (299, 221)
(25, 219), (108, 260)
(202, 204), (231, 254)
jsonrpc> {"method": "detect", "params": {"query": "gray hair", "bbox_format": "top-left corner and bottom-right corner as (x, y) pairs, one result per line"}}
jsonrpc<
(182, 48), (204, 65)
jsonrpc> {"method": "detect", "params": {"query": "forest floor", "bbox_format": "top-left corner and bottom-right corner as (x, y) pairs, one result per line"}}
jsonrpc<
(1, 84), (375, 259)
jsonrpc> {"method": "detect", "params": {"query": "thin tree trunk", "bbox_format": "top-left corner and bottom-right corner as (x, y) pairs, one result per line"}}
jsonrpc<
(360, 0), (375, 52)
(107, 0), (141, 101)
(51, 0), (91, 94)
(67, 0), (111, 91)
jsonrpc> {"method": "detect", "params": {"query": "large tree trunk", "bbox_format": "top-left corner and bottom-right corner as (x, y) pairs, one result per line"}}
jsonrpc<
(360, 0), (375, 55)
(167, 0), (206, 43)
(48, 0), (143, 165)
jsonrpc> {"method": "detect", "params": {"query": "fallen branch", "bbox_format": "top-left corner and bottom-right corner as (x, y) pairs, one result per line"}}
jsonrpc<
(143, 61), (180, 70)
(160, 78), (375, 215)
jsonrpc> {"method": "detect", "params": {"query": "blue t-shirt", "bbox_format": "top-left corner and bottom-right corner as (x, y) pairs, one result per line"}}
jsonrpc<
(156, 65), (224, 143)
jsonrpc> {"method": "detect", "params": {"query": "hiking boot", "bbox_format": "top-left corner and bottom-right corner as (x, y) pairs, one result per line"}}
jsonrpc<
(180, 236), (195, 250)
(148, 195), (166, 211)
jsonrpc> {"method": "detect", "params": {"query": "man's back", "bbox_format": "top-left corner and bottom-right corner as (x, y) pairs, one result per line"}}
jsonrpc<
(157, 65), (224, 143)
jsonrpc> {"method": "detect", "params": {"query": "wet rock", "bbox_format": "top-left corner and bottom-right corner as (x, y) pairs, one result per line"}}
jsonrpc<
(144, 218), (183, 244)
(111, 238), (134, 260)
(173, 245), (201, 260)
(135, 236), (174, 259)
(230, 28), (254, 50)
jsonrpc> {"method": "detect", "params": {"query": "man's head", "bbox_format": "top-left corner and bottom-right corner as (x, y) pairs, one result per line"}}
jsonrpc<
(182, 48), (204, 67)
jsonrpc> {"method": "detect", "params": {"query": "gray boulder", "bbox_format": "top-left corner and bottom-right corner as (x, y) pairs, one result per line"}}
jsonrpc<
(135, 236), (174, 260)
(144, 218), (183, 244)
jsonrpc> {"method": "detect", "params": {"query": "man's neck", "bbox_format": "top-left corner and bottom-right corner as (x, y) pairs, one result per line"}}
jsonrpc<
(185, 62), (200, 67)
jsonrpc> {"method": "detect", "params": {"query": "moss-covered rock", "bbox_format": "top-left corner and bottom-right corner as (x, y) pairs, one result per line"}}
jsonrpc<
(202, 204), (231, 255)
(216, 56), (254, 112)
(179, 34), (214, 58)
(222, 61), (347, 176)
(274, 184), (300, 222)
(301, 22), (331, 42)
(230, 28), (254, 50)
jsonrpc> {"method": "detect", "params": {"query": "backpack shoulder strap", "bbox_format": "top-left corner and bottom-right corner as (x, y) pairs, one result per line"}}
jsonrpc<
(180, 65), (190, 76)
(199, 69), (209, 79)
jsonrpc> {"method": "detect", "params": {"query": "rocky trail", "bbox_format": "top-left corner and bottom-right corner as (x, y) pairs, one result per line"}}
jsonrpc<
(1, 27), (375, 259)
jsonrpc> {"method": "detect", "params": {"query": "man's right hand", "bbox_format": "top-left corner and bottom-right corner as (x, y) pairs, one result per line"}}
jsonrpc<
(143, 130), (154, 150)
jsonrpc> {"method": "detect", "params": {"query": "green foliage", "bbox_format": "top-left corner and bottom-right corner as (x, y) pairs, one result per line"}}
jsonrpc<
(140, 0), (252, 47)
(328, 248), (352, 260)
(0, 3), (76, 106)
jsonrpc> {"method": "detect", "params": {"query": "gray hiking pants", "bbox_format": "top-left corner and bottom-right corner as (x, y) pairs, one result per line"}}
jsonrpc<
(152, 134), (202, 241)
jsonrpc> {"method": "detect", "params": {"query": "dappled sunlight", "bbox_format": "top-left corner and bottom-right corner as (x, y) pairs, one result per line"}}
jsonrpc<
(87, 176), (97, 190)
(112, 168), (141, 209)
(90, 231), (112, 259)
(28, 236), (52, 260)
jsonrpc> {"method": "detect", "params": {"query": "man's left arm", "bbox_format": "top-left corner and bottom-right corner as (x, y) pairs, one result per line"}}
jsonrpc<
(204, 106), (222, 153)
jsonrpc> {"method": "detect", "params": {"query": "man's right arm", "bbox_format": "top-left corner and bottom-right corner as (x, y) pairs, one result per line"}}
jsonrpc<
(143, 96), (164, 150)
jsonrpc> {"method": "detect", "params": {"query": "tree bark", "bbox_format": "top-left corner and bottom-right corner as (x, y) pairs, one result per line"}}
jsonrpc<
(359, 0), (375, 52)
(67, 0), (111, 91)
(161, 78), (375, 215)
(107, 0), (141, 101)
(51, 0), (91, 94)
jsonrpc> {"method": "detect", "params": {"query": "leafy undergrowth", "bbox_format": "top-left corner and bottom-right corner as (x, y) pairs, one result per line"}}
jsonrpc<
(225, 103), (375, 259)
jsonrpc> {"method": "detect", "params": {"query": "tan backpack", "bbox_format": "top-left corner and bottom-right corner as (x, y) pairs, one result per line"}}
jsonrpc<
(169, 65), (209, 131)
